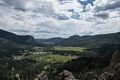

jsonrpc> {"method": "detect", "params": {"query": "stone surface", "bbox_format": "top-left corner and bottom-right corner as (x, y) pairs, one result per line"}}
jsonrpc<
(59, 70), (77, 80)
(35, 71), (48, 80)
(85, 72), (98, 80)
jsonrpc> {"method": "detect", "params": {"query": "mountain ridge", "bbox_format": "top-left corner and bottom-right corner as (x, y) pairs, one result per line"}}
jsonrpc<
(35, 31), (120, 47)
(0, 29), (120, 47)
(0, 29), (35, 57)
(58, 32), (120, 47)
(0, 29), (35, 44)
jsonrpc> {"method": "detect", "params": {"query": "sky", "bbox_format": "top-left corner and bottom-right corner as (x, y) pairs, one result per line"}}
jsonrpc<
(0, 0), (120, 39)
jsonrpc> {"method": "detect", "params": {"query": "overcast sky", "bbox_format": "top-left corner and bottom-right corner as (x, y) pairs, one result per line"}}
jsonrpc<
(0, 0), (120, 38)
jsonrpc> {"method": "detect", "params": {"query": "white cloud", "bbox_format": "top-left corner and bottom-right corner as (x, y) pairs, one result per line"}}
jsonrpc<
(0, 0), (120, 38)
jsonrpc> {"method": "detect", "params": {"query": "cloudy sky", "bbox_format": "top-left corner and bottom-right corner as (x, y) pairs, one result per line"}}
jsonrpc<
(0, 0), (120, 38)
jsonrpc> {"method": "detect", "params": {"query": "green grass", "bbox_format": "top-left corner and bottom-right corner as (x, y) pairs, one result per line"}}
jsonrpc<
(24, 53), (72, 70)
(25, 54), (72, 63)
(20, 46), (85, 70)
(28, 47), (44, 52)
(21, 46), (86, 63)
(54, 46), (86, 52)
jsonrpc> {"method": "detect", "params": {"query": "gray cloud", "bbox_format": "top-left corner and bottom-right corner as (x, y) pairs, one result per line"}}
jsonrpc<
(35, 31), (53, 34)
(95, 1), (120, 12)
(11, 29), (30, 33)
(85, 17), (97, 22)
(3, 0), (27, 12)
(53, 14), (69, 20)
(95, 21), (105, 25)
(80, 31), (94, 35)
(34, 30), (62, 34)
(1, 0), (69, 20)
(11, 15), (24, 21)
(94, 12), (109, 19)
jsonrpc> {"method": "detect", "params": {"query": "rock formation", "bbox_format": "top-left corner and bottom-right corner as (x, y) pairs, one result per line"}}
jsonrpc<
(59, 70), (77, 80)
(34, 71), (48, 80)
(85, 72), (98, 80)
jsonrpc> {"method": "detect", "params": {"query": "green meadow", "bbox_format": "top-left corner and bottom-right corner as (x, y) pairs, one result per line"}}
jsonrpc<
(53, 46), (86, 52)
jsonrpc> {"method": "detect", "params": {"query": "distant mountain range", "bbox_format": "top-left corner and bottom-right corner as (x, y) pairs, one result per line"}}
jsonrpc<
(36, 32), (120, 47)
(35, 37), (64, 45)
(58, 32), (120, 47)
(0, 29), (120, 56)
(0, 29), (120, 48)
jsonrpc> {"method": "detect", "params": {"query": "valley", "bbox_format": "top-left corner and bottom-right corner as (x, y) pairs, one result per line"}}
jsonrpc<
(0, 29), (120, 80)
(0, 0), (120, 79)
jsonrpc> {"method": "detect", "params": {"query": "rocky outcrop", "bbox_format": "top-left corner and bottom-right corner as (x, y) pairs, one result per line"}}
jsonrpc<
(34, 71), (48, 80)
(14, 74), (20, 80)
(98, 63), (120, 80)
(59, 70), (77, 80)
(113, 63), (120, 80)
(109, 51), (120, 68)
(85, 51), (120, 80)
(98, 72), (113, 80)
(85, 72), (98, 80)
(98, 51), (120, 80)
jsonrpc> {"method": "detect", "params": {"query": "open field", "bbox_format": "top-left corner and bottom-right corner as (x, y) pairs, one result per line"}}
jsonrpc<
(23, 53), (72, 71)
(53, 46), (86, 52)
(25, 54), (72, 63)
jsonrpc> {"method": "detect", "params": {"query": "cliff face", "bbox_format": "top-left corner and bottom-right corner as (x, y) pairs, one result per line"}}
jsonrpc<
(109, 51), (120, 68)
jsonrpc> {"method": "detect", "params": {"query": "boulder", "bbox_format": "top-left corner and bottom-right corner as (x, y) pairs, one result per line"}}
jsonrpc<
(59, 70), (77, 80)
(14, 74), (20, 80)
(35, 71), (48, 80)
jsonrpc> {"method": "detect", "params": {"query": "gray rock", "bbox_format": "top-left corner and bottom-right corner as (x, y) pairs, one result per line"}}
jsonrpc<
(113, 63), (120, 80)
(59, 70), (77, 80)
(85, 72), (98, 80)
(35, 71), (48, 80)
(98, 72), (113, 80)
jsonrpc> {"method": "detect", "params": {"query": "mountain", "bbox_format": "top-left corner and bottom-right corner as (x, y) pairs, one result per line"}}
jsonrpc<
(0, 29), (35, 57)
(0, 37), (31, 57)
(35, 37), (64, 45)
(58, 32), (120, 47)
(0, 29), (35, 44)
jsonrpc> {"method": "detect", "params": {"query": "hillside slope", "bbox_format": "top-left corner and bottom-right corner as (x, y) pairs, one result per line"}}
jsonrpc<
(35, 37), (64, 45)
(0, 29), (34, 57)
(0, 29), (35, 44)
(58, 32), (120, 47)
